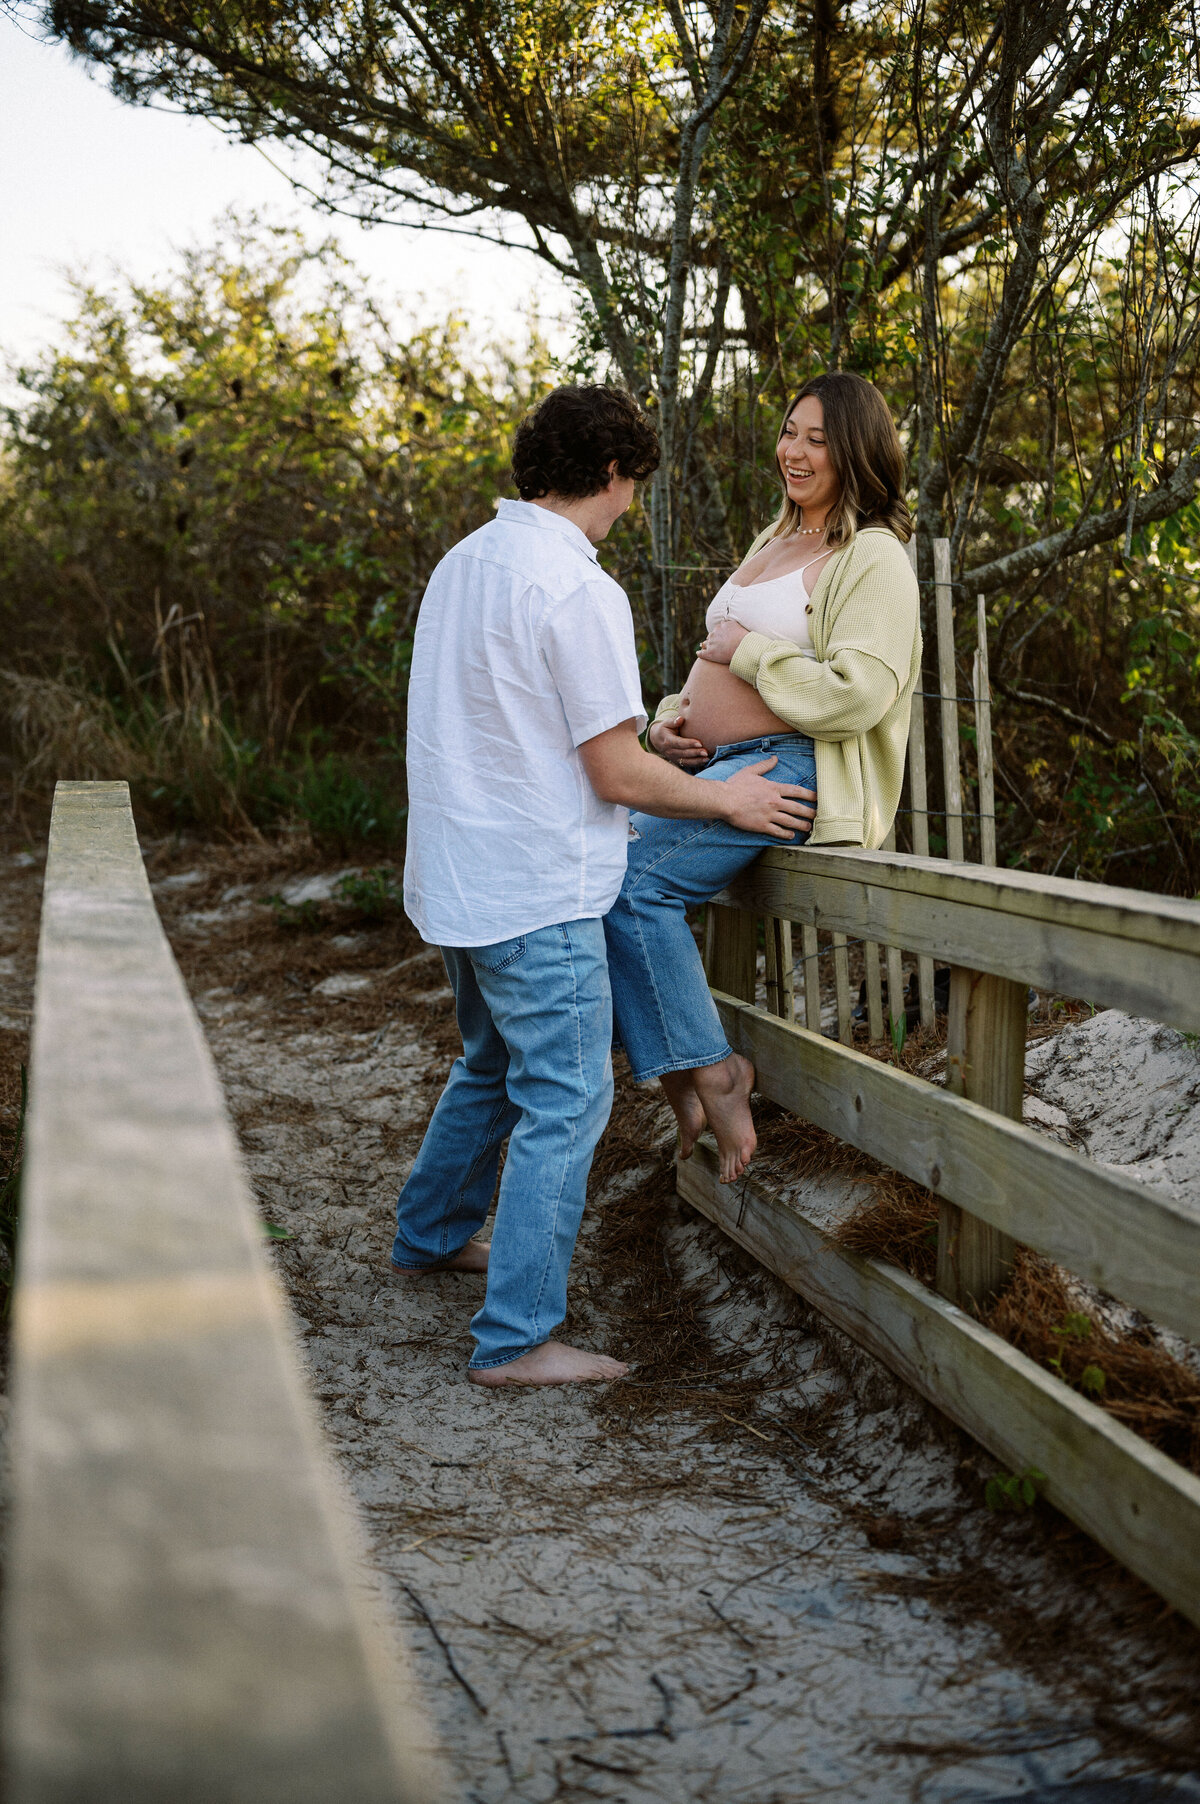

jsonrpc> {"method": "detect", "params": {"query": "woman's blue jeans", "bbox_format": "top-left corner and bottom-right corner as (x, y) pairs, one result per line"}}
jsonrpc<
(604, 735), (816, 1083)
(391, 918), (613, 1370)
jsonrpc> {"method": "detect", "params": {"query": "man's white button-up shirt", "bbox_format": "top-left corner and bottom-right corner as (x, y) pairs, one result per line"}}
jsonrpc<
(403, 498), (648, 947)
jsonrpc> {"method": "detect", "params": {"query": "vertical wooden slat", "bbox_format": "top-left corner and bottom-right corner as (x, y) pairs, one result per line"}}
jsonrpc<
(864, 827), (898, 1044)
(704, 904), (757, 1003)
(763, 916), (780, 1017)
(801, 924), (822, 1032)
(974, 594), (997, 868)
(885, 945), (906, 1042)
(907, 687), (936, 1028)
(934, 540), (965, 863)
(907, 694), (930, 858)
(937, 967), (1025, 1309)
(763, 916), (794, 1020)
(832, 932), (852, 1044)
(864, 943), (884, 1041)
(899, 538), (934, 1029)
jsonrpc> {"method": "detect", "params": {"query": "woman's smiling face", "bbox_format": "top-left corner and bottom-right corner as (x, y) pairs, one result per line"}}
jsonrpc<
(777, 395), (838, 521)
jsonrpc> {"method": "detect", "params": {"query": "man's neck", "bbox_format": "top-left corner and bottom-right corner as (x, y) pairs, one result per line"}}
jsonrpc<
(531, 492), (608, 545)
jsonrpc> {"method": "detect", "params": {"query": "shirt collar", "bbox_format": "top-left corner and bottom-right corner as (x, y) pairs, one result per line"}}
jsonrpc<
(495, 497), (600, 564)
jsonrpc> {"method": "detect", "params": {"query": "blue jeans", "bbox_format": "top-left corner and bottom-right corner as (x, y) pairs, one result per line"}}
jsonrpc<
(604, 735), (816, 1083)
(391, 918), (614, 1369)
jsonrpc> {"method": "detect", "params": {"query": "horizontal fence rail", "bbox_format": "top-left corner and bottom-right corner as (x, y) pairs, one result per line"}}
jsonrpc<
(677, 1142), (1200, 1632)
(711, 989), (1200, 1347)
(696, 843), (1200, 1628)
(719, 845), (1200, 1035)
(5, 781), (439, 1803)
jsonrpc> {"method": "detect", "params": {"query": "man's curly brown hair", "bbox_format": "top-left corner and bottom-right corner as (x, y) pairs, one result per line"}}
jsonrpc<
(511, 385), (660, 500)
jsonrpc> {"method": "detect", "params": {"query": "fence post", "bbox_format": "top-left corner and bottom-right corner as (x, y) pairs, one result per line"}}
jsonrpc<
(934, 540), (965, 863)
(936, 967), (1024, 1309)
(905, 538), (936, 1030)
(704, 904), (758, 1002)
(974, 595), (997, 868)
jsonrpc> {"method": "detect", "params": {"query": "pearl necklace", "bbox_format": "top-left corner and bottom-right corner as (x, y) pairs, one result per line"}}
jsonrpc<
(783, 507), (826, 535)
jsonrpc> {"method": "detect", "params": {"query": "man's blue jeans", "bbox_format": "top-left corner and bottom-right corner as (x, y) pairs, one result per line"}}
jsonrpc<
(604, 734), (816, 1082)
(391, 917), (614, 1370)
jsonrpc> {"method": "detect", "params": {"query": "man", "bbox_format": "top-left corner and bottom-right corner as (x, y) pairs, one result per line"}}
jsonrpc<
(394, 385), (815, 1386)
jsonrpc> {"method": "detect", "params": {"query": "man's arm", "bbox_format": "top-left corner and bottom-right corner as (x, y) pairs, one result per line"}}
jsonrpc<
(578, 720), (816, 839)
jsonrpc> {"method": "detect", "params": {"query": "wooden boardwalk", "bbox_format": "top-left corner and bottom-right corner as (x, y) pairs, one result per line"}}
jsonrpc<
(4, 774), (1198, 1795)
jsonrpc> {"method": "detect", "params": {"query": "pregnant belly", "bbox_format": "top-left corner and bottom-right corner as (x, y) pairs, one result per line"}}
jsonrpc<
(676, 656), (791, 755)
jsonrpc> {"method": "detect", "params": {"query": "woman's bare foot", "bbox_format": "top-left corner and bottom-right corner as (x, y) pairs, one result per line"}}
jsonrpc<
(388, 1240), (490, 1278)
(468, 1341), (630, 1387)
(692, 1053), (757, 1183)
(658, 1070), (708, 1160)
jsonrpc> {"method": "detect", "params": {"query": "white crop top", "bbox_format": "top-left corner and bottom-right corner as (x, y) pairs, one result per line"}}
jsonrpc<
(706, 570), (817, 657)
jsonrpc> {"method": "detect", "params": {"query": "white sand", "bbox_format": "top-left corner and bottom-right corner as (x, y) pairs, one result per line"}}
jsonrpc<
(6, 845), (1197, 1802)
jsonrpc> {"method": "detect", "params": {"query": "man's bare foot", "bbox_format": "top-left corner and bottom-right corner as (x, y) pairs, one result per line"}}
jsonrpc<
(658, 1070), (708, 1160)
(692, 1052), (757, 1183)
(388, 1240), (490, 1278)
(468, 1340), (630, 1387)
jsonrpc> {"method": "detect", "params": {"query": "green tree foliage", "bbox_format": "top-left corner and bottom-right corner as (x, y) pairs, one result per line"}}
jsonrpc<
(4, 0), (1200, 885)
(25, 0), (1200, 649)
(0, 223), (550, 834)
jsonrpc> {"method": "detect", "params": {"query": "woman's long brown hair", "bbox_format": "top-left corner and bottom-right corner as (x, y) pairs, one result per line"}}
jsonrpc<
(749, 370), (913, 557)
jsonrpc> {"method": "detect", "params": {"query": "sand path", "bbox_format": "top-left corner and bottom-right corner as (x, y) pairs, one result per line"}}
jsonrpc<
(3, 839), (1199, 1803)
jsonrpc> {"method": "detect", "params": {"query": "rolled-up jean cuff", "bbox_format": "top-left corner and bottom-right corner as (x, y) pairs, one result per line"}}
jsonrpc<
(627, 1042), (733, 1085)
(468, 1341), (549, 1371)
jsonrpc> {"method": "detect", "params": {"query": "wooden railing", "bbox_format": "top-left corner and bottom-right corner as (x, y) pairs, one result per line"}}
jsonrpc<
(685, 849), (1200, 1628)
(3, 782), (442, 1802)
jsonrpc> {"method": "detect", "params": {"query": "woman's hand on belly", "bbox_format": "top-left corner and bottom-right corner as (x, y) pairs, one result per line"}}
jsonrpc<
(648, 714), (709, 768)
(696, 618), (749, 665)
(674, 656), (792, 755)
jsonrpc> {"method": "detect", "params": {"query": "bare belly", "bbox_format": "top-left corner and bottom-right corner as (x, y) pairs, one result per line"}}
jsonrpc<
(675, 656), (791, 755)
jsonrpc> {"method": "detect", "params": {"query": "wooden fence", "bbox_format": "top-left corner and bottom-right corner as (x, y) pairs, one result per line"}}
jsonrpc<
(4, 781), (442, 1802)
(689, 848), (1200, 1627)
(761, 537), (999, 1048)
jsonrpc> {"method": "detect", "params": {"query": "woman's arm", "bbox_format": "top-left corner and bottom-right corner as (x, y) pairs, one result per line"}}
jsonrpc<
(729, 636), (902, 740)
(707, 535), (919, 740)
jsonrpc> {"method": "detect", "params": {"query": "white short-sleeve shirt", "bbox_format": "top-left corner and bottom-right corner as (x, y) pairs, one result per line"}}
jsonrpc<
(403, 498), (648, 947)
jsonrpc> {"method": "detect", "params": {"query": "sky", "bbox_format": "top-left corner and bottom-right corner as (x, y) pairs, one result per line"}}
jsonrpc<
(0, 14), (572, 378)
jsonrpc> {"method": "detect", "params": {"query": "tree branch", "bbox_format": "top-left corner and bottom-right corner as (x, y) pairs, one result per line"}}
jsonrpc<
(962, 434), (1200, 594)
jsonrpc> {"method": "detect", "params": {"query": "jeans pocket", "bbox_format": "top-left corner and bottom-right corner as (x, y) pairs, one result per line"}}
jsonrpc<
(472, 933), (527, 973)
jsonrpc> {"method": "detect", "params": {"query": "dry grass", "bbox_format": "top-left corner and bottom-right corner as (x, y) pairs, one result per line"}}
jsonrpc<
(1, 669), (145, 792)
(986, 1251), (1200, 1476)
(753, 1106), (941, 1285)
(583, 1071), (815, 1450)
(757, 1107), (1200, 1476)
(832, 1172), (940, 1284)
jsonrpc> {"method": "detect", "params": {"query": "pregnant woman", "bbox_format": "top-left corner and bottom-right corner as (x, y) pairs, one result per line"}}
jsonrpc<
(604, 370), (921, 1182)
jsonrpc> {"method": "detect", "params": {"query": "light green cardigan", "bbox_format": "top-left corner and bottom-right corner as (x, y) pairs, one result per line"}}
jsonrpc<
(655, 526), (921, 848)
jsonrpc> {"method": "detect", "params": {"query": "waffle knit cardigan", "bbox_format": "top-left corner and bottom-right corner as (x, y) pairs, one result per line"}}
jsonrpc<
(654, 526), (921, 849)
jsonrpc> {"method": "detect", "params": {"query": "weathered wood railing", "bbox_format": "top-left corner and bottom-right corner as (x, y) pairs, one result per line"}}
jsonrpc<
(4, 781), (441, 1802)
(685, 849), (1200, 1627)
